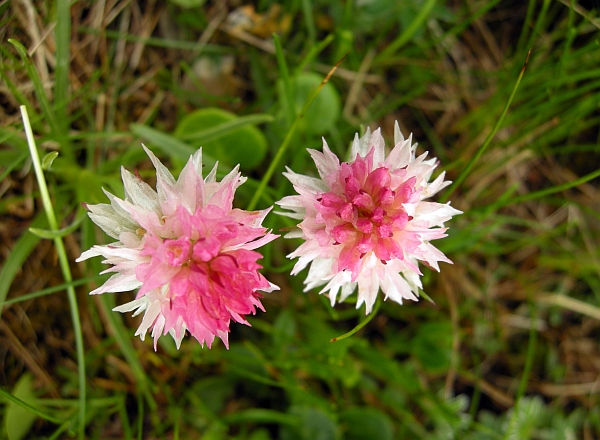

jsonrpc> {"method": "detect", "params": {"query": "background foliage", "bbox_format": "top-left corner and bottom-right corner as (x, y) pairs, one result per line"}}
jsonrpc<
(1, 0), (600, 438)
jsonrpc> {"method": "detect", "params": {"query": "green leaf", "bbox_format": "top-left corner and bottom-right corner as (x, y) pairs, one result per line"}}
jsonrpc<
(411, 321), (453, 372)
(248, 428), (273, 440)
(4, 374), (38, 440)
(223, 409), (299, 426)
(41, 151), (59, 170)
(177, 113), (273, 145)
(340, 407), (394, 440)
(175, 108), (268, 170)
(280, 407), (338, 440)
(191, 377), (233, 414)
(130, 123), (199, 163)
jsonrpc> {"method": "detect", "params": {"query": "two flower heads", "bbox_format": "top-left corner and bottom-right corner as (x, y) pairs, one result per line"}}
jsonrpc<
(77, 122), (462, 350)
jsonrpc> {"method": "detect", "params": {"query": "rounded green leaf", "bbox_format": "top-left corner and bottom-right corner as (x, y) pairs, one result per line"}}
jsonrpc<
(279, 72), (341, 135)
(174, 108), (268, 170)
(4, 373), (37, 440)
(295, 72), (340, 134)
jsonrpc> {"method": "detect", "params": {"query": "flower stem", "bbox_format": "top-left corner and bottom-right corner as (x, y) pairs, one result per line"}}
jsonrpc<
(248, 48), (346, 211)
(330, 298), (382, 342)
(21, 106), (86, 439)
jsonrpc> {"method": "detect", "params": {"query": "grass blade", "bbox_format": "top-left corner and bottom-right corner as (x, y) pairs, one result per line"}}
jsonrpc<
(376, 0), (438, 61)
(441, 51), (531, 203)
(54, 0), (71, 145)
(178, 113), (274, 144)
(0, 214), (45, 319)
(130, 123), (203, 163)
(248, 53), (346, 210)
(21, 106), (86, 439)
(0, 387), (64, 425)
(8, 40), (60, 140)
(273, 34), (296, 126)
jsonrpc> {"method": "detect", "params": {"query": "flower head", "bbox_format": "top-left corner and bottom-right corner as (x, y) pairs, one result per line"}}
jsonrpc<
(277, 122), (461, 313)
(77, 146), (278, 349)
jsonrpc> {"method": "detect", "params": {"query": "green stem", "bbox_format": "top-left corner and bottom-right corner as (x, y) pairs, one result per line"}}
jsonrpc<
(248, 53), (346, 211)
(21, 106), (86, 439)
(504, 303), (537, 439)
(473, 166), (600, 214)
(330, 297), (382, 342)
(440, 51), (530, 204)
(376, 0), (437, 61)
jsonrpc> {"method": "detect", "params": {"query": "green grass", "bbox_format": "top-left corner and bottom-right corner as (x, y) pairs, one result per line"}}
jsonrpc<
(1, 1), (600, 439)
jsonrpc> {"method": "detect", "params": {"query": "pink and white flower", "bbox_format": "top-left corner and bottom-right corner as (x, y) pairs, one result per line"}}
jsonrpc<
(277, 122), (461, 313)
(77, 146), (278, 349)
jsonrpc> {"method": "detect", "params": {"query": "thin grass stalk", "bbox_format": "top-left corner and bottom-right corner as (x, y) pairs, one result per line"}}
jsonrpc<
(247, 51), (346, 211)
(0, 276), (102, 307)
(428, 0), (503, 56)
(330, 297), (382, 342)
(9, 40), (60, 138)
(301, 0), (316, 47)
(21, 106), (86, 439)
(273, 34), (296, 127)
(137, 392), (144, 440)
(516, 0), (537, 52)
(55, 0), (71, 155)
(376, 0), (437, 61)
(526, 0), (551, 52)
(504, 303), (538, 439)
(440, 51), (530, 204)
(97, 295), (159, 420)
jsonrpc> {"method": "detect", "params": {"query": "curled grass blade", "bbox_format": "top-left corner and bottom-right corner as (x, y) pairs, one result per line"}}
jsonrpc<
(29, 211), (86, 239)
